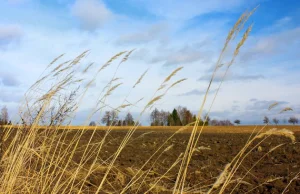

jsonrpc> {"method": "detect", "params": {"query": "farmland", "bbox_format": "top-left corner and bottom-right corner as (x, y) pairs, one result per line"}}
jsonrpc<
(1, 1), (299, 193)
(2, 125), (300, 193)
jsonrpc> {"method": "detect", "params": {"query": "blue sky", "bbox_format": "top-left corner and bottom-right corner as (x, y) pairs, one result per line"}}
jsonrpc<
(0, 0), (300, 125)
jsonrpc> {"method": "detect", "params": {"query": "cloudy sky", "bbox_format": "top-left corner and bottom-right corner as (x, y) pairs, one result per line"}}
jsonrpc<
(0, 0), (300, 125)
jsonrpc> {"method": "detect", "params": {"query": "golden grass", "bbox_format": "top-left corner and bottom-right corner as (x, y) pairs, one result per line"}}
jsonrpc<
(4, 125), (300, 133)
(0, 7), (298, 194)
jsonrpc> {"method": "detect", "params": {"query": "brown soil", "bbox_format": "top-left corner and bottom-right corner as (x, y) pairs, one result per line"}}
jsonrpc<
(66, 128), (300, 193)
(2, 126), (300, 193)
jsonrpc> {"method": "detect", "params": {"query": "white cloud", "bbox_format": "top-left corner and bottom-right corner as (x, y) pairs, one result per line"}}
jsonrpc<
(115, 23), (168, 45)
(198, 72), (265, 82)
(151, 44), (213, 67)
(273, 16), (292, 28)
(0, 88), (23, 103)
(177, 89), (217, 96)
(71, 0), (113, 31)
(0, 73), (20, 87)
(0, 24), (23, 45)
(241, 27), (300, 61)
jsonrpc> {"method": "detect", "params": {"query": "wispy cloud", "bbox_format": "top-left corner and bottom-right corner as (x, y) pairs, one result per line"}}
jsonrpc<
(178, 89), (216, 96)
(0, 89), (23, 103)
(246, 99), (289, 111)
(273, 16), (292, 28)
(198, 72), (265, 82)
(0, 73), (20, 87)
(241, 27), (300, 61)
(151, 44), (212, 67)
(115, 23), (168, 45)
(0, 24), (23, 46)
(71, 0), (113, 31)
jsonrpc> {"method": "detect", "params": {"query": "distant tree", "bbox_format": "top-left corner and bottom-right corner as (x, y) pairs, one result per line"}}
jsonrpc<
(190, 115), (204, 126)
(89, 121), (96, 126)
(135, 121), (142, 126)
(0, 106), (9, 125)
(272, 118), (279, 125)
(192, 115), (197, 122)
(210, 119), (233, 126)
(182, 109), (194, 125)
(203, 114), (210, 126)
(263, 116), (270, 124)
(122, 120), (126, 126)
(48, 89), (78, 126)
(160, 110), (169, 126)
(288, 117), (298, 125)
(234, 119), (241, 125)
(177, 106), (196, 126)
(101, 111), (111, 126)
(171, 109), (182, 126)
(111, 110), (118, 125)
(210, 119), (219, 126)
(167, 114), (175, 126)
(117, 120), (122, 126)
(177, 106), (187, 125)
(150, 108), (160, 126)
(124, 113), (134, 126)
(220, 120), (234, 126)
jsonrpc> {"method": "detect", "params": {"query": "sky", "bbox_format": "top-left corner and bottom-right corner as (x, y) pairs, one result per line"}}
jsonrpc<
(0, 0), (300, 125)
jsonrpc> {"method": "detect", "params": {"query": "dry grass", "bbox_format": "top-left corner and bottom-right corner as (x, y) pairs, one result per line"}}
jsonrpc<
(3, 125), (300, 133)
(0, 7), (298, 194)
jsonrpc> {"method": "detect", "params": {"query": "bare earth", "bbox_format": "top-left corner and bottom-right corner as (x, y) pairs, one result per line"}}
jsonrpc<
(65, 125), (300, 193)
(3, 125), (300, 193)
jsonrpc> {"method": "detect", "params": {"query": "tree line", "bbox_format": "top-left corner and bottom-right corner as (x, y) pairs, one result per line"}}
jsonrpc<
(149, 106), (235, 126)
(90, 111), (138, 126)
(263, 116), (299, 125)
(2, 105), (299, 126)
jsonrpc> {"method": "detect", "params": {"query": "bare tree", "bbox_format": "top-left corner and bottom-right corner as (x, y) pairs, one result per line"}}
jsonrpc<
(48, 90), (78, 126)
(177, 106), (194, 126)
(263, 116), (270, 124)
(210, 119), (233, 126)
(272, 118), (279, 125)
(110, 110), (119, 125)
(203, 114), (211, 125)
(184, 110), (194, 125)
(124, 112), (134, 126)
(0, 106), (9, 125)
(101, 111), (111, 126)
(177, 106), (185, 125)
(0, 106), (9, 160)
(288, 117), (298, 125)
(160, 110), (170, 126)
(150, 108), (160, 126)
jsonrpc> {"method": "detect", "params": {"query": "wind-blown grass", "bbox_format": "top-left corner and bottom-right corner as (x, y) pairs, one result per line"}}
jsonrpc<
(0, 8), (298, 194)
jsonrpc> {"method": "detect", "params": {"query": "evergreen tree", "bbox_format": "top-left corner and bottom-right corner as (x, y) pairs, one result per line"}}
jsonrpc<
(171, 109), (182, 126)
